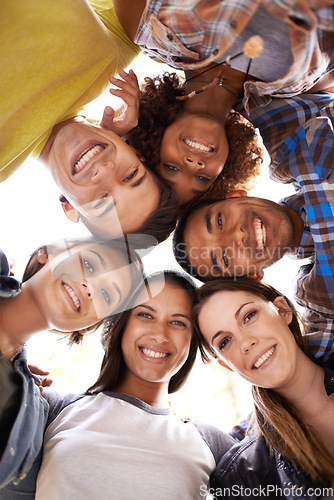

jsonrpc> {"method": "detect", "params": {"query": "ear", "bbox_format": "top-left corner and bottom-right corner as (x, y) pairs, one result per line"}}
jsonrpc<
(37, 248), (48, 265)
(218, 360), (234, 372)
(59, 195), (80, 223)
(273, 296), (293, 325)
(225, 189), (248, 199)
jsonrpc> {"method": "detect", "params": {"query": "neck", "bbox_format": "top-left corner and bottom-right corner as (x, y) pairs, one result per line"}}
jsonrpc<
(275, 351), (328, 420)
(0, 284), (48, 362)
(183, 64), (246, 125)
(115, 372), (170, 408)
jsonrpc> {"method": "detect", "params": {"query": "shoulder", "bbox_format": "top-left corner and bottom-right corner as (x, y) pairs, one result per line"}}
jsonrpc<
(192, 420), (236, 464)
(43, 390), (87, 426)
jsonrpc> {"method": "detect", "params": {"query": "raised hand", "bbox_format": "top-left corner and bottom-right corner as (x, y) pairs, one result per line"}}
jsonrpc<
(100, 69), (140, 137)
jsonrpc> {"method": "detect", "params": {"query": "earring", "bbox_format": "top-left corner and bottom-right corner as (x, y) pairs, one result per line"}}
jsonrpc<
(37, 248), (48, 264)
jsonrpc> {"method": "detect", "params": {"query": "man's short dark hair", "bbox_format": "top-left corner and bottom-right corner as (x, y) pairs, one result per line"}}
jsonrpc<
(138, 172), (179, 243)
(78, 171), (179, 245)
(173, 197), (226, 281)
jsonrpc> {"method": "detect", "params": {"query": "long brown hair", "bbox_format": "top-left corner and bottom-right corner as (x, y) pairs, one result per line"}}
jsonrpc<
(193, 277), (334, 485)
(88, 271), (198, 395)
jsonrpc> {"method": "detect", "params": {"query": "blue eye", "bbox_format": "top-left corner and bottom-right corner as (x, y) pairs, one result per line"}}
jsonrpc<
(137, 311), (153, 319)
(218, 337), (231, 351)
(124, 168), (138, 181)
(244, 311), (256, 323)
(82, 258), (94, 273)
(171, 320), (187, 327)
(101, 288), (111, 305)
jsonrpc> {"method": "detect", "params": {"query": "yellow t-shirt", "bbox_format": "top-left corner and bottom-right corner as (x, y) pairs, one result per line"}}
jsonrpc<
(0, 0), (140, 182)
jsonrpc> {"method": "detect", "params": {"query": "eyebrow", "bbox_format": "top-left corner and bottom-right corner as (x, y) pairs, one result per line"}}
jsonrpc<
(211, 302), (255, 343)
(171, 313), (191, 321)
(112, 281), (122, 304)
(89, 250), (107, 268)
(192, 188), (206, 194)
(134, 304), (155, 312)
(131, 171), (146, 188)
(98, 198), (115, 218)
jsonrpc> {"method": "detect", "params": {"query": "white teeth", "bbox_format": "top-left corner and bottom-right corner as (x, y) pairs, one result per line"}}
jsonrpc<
(63, 283), (80, 311)
(73, 144), (104, 174)
(141, 348), (168, 359)
(254, 347), (275, 369)
(255, 217), (266, 251)
(183, 139), (212, 152)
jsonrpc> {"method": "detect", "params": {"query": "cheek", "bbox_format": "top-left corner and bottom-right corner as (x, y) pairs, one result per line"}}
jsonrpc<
(205, 159), (226, 178)
(176, 334), (192, 360)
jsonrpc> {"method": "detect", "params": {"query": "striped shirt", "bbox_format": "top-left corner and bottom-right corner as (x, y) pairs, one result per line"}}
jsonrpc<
(240, 92), (334, 362)
(135, 0), (334, 110)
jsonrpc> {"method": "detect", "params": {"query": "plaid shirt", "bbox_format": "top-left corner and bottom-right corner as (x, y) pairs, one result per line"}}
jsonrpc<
(239, 92), (334, 362)
(136, 0), (334, 109)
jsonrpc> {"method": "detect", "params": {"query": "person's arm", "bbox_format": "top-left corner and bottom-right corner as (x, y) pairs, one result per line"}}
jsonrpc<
(112, 0), (146, 40)
(193, 420), (236, 465)
(282, 101), (334, 360)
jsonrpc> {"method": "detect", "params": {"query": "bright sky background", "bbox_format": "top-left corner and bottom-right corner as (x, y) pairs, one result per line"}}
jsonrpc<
(0, 53), (308, 430)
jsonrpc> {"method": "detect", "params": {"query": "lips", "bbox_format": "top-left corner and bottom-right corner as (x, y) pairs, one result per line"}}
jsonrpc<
(62, 281), (81, 312)
(254, 216), (266, 252)
(252, 345), (276, 369)
(181, 137), (215, 153)
(139, 346), (171, 360)
(72, 144), (105, 175)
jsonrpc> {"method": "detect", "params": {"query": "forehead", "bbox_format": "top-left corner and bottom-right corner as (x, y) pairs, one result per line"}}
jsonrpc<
(198, 290), (261, 330)
(202, 289), (259, 312)
(50, 241), (127, 267)
(137, 280), (191, 309)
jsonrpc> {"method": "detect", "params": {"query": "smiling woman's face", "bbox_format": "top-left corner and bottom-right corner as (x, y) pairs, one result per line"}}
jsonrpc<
(198, 290), (299, 390)
(157, 112), (229, 204)
(120, 280), (193, 388)
(25, 242), (133, 332)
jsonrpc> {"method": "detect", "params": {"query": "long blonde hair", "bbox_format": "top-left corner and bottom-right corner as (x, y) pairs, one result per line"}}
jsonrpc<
(194, 278), (334, 484)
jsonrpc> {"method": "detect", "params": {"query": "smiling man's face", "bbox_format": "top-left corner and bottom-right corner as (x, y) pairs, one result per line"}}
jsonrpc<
(40, 120), (160, 237)
(183, 196), (295, 279)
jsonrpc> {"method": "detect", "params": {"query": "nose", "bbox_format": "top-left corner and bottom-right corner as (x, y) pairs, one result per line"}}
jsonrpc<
(150, 322), (169, 344)
(90, 161), (115, 184)
(225, 224), (247, 250)
(240, 335), (257, 354)
(80, 282), (91, 298)
(182, 156), (205, 170)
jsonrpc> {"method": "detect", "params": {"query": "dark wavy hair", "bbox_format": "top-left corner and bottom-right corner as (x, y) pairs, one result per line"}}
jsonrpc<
(193, 277), (334, 485)
(128, 73), (263, 206)
(137, 172), (179, 243)
(80, 170), (179, 245)
(88, 271), (198, 395)
(22, 237), (143, 345)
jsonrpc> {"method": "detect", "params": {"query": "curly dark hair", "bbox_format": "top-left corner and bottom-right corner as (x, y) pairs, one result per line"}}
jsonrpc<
(128, 73), (263, 205)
